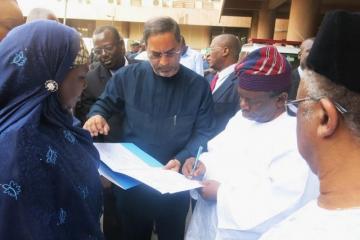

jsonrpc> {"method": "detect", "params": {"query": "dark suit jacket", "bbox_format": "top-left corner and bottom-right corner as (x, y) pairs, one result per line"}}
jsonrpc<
(288, 68), (301, 100)
(212, 71), (240, 137)
(75, 60), (136, 142)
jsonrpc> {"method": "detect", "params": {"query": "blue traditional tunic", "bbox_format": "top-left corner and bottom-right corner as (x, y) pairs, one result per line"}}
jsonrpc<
(88, 60), (215, 239)
(0, 21), (103, 239)
(89, 61), (215, 164)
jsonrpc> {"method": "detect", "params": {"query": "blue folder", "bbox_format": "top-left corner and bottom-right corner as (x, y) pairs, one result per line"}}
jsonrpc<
(98, 143), (163, 190)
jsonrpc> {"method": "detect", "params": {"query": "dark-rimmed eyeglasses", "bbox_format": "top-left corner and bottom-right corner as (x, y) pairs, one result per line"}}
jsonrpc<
(147, 49), (181, 60)
(92, 44), (117, 56)
(285, 97), (348, 116)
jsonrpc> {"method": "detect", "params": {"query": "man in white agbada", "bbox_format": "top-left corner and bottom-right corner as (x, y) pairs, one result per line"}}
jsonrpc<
(260, 10), (360, 240)
(182, 46), (318, 240)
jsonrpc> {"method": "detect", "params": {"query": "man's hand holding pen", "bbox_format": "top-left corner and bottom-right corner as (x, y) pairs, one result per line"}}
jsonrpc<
(182, 158), (219, 201)
(182, 146), (220, 201)
(182, 145), (204, 178)
(182, 157), (206, 179)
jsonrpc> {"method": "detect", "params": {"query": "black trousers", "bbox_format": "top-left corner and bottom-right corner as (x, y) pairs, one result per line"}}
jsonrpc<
(113, 184), (190, 240)
(103, 186), (122, 240)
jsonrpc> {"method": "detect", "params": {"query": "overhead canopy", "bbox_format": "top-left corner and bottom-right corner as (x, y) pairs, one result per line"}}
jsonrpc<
(220, 0), (360, 18)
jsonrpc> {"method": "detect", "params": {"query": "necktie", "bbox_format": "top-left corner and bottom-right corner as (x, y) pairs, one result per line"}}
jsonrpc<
(210, 74), (219, 92)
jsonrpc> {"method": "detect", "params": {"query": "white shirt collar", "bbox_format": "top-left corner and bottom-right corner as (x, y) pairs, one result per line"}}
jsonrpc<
(213, 64), (236, 93)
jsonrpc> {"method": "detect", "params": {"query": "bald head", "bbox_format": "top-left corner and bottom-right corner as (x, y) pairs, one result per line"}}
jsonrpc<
(26, 8), (58, 23)
(208, 34), (241, 71)
(0, 0), (24, 41)
(213, 34), (241, 61)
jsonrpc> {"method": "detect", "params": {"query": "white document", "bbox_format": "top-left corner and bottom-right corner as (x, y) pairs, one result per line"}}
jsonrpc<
(95, 143), (150, 172)
(94, 143), (202, 194)
(121, 168), (203, 194)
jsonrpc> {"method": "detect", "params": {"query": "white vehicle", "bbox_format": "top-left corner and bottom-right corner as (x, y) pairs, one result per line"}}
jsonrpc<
(240, 39), (301, 69)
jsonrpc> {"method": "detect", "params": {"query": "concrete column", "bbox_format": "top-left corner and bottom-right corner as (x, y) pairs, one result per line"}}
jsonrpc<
(257, 0), (276, 39)
(249, 12), (259, 39)
(116, 21), (130, 38)
(287, 0), (321, 41)
(129, 22), (144, 41)
(273, 19), (289, 40)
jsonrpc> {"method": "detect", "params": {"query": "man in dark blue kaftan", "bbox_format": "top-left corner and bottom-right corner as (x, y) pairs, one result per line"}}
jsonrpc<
(84, 17), (215, 240)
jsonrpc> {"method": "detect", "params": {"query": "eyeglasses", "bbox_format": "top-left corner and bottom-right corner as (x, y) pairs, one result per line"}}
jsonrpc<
(285, 97), (348, 116)
(92, 44), (117, 56)
(147, 49), (181, 60)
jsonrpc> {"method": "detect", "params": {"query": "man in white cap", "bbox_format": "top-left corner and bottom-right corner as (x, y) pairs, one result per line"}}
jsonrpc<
(183, 46), (318, 240)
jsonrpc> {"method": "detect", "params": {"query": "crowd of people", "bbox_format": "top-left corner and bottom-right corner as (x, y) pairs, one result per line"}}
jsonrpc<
(1, 1), (360, 239)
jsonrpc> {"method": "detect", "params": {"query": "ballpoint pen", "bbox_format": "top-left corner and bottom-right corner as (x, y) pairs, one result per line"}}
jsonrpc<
(190, 145), (203, 177)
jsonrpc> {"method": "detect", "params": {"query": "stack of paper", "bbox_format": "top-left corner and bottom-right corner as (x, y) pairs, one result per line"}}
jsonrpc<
(95, 143), (202, 194)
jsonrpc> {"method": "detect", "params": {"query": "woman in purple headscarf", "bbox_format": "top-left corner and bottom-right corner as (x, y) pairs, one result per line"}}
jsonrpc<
(0, 20), (103, 239)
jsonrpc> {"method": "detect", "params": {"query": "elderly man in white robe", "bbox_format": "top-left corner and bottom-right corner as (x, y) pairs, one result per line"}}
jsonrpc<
(260, 10), (360, 240)
(182, 46), (319, 240)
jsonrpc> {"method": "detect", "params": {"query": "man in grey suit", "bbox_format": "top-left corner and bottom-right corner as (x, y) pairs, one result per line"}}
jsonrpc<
(207, 34), (241, 136)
